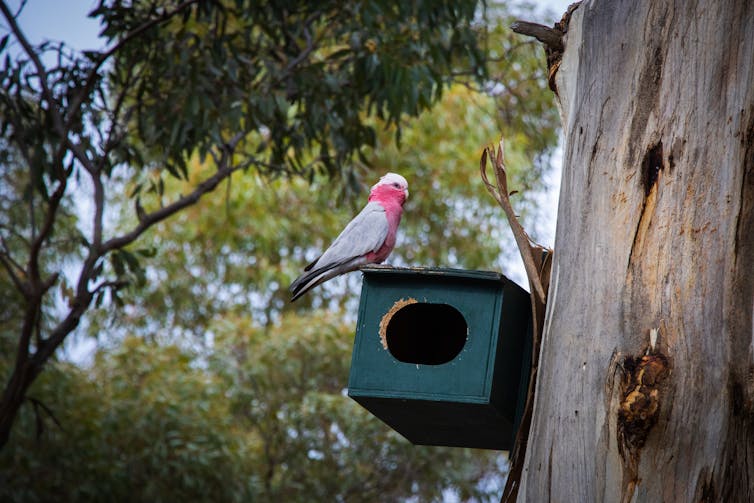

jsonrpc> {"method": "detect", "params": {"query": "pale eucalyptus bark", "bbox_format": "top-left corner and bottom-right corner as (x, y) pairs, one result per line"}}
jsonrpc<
(518, 1), (754, 501)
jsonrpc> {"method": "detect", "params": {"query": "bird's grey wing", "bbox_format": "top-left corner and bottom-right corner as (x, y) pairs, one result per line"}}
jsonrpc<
(313, 202), (388, 269)
(289, 203), (388, 300)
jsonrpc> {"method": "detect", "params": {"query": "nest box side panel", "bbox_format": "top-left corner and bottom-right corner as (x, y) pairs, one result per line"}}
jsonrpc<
(488, 279), (533, 422)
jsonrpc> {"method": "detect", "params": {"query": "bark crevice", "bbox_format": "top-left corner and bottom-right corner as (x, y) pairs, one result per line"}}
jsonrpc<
(641, 141), (664, 196)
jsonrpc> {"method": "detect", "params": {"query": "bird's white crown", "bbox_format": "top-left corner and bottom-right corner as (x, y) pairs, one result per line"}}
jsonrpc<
(373, 172), (408, 191)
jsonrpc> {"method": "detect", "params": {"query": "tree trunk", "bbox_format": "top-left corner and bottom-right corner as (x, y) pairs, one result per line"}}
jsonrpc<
(518, 1), (754, 501)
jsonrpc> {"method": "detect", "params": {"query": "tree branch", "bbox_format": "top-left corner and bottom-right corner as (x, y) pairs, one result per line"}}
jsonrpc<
(31, 159), (247, 366)
(14, 291), (38, 380)
(97, 64), (140, 172)
(284, 21), (317, 74)
(103, 163), (241, 253)
(90, 169), (105, 249)
(12, 0), (27, 17)
(4, 0), (200, 190)
(26, 179), (67, 279)
(0, 235), (28, 291)
(510, 21), (564, 52)
(31, 287), (91, 368)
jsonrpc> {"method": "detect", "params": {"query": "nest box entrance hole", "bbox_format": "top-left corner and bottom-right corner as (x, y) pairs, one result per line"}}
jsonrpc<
(384, 303), (467, 365)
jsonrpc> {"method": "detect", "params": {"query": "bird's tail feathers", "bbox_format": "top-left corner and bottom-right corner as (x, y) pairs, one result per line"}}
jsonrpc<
(303, 255), (320, 272)
(289, 257), (366, 302)
(289, 261), (340, 298)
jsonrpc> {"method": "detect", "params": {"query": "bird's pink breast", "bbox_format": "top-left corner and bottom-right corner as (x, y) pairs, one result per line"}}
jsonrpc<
(366, 186), (405, 263)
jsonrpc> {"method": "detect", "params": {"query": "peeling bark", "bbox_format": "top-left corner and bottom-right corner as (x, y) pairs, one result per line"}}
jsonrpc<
(517, 1), (754, 500)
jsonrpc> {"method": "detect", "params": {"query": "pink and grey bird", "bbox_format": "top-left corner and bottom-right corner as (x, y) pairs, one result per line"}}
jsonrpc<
(289, 173), (409, 301)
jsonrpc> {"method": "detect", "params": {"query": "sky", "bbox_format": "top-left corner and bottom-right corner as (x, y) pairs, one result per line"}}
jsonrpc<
(8, 0), (101, 51)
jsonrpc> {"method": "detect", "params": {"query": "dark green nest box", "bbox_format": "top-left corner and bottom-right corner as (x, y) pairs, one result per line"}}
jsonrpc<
(347, 266), (532, 450)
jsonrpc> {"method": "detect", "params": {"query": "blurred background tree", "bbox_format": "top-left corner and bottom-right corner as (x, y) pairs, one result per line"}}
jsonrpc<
(0, 0), (560, 500)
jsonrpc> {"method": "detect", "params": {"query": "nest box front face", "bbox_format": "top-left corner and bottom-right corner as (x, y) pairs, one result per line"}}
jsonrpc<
(347, 267), (531, 450)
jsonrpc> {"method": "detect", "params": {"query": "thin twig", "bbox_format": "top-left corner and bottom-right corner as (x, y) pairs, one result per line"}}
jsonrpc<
(0, 236), (26, 275)
(0, 251), (27, 297)
(27, 395), (63, 433)
(92, 279), (129, 294)
(97, 64), (141, 172)
(284, 25), (315, 74)
(12, 0), (27, 17)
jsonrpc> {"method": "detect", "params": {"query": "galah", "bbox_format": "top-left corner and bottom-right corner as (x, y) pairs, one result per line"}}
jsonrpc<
(289, 172), (409, 302)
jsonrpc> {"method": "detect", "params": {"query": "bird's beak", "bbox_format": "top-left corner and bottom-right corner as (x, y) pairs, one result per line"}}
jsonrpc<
(404, 189), (409, 199)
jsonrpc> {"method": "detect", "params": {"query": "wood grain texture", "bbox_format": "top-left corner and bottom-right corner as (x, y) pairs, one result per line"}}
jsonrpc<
(517, 1), (754, 500)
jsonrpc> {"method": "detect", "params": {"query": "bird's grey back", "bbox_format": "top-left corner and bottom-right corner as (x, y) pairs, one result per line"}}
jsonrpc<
(313, 201), (388, 269)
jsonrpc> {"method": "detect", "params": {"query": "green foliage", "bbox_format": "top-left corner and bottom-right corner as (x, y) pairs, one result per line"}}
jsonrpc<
(0, 0), (558, 497)
(212, 310), (500, 502)
(0, 152), (82, 350)
(96, 0), (485, 179)
(0, 313), (501, 502)
(99, 81), (556, 340)
(1, 339), (246, 502)
(0, 0), (490, 449)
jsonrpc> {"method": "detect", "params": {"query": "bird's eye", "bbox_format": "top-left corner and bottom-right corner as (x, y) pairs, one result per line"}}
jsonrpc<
(392, 183), (400, 188)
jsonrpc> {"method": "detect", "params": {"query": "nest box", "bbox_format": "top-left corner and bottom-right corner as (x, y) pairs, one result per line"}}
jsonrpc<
(347, 266), (532, 450)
